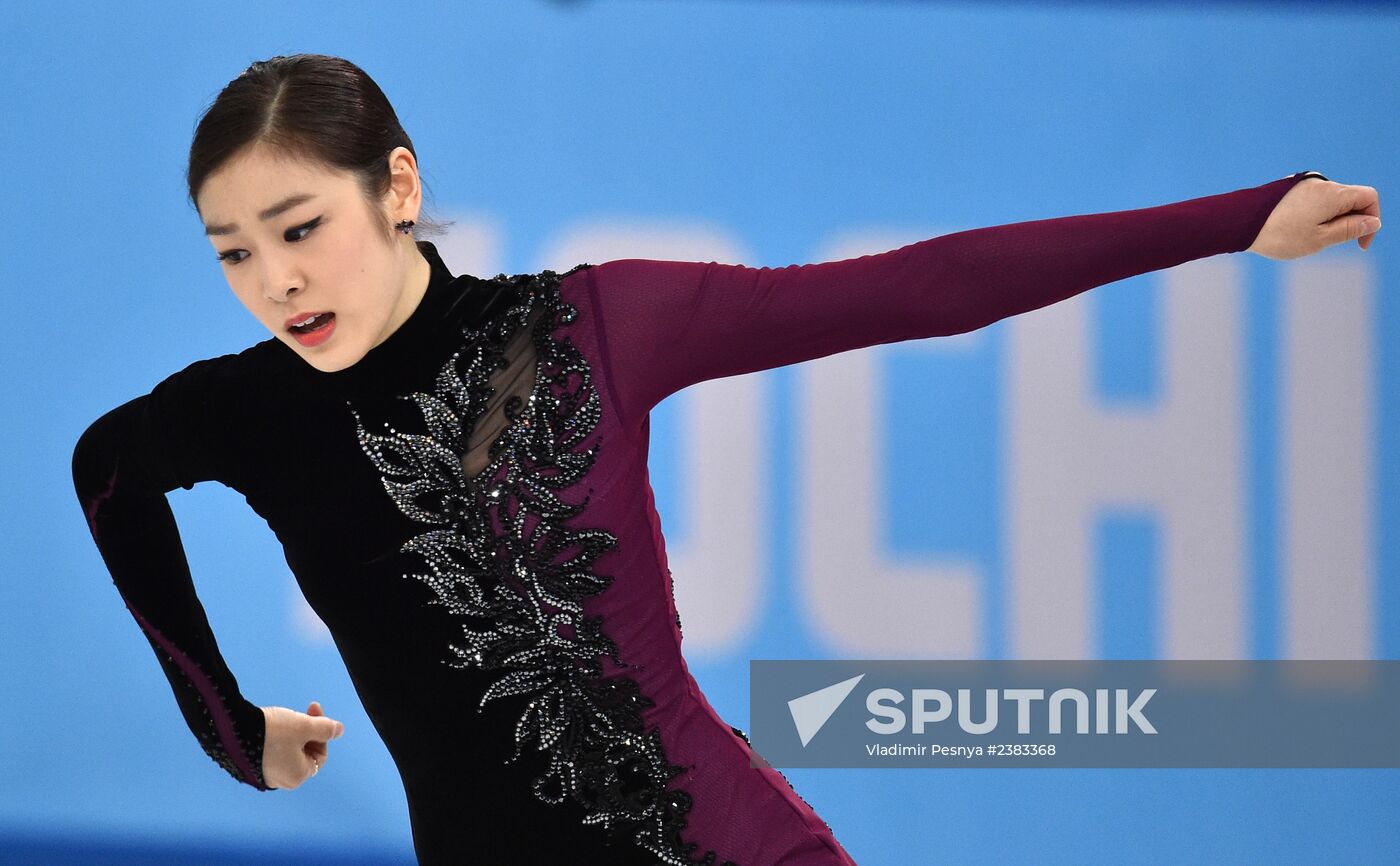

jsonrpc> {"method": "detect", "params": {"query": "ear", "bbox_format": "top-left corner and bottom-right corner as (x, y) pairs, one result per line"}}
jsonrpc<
(384, 145), (422, 222)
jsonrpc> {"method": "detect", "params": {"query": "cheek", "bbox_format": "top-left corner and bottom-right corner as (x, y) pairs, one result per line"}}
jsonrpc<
(234, 292), (275, 328)
(226, 285), (288, 341)
(228, 286), (261, 318)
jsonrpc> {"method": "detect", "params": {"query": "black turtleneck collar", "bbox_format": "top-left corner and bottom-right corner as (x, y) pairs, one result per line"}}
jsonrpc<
(273, 240), (518, 402)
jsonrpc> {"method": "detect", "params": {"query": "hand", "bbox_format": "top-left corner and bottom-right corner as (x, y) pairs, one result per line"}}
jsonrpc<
(1248, 175), (1381, 260)
(260, 700), (346, 790)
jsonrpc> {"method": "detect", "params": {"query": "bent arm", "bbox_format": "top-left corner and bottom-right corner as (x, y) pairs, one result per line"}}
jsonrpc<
(71, 357), (270, 790)
(584, 170), (1326, 424)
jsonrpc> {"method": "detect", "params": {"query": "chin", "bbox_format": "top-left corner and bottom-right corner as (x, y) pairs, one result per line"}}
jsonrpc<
(280, 332), (363, 373)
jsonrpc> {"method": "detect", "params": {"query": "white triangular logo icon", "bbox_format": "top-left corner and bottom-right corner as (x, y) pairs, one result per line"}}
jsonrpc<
(788, 674), (865, 747)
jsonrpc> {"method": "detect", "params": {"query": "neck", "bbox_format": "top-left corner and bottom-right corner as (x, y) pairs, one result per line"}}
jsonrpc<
(376, 241), (432, 349)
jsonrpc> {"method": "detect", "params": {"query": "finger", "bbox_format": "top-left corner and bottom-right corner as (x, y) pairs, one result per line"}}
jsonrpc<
(304, 742), (326, 779)
(308, 715), (343, 742)
(1337, 186), (1380, 240)
(307, 700), (323, 716)
(1344, 185), (1381, 220)
(1326, 213), (1380, 246)
(1358, 186), (1382, 251)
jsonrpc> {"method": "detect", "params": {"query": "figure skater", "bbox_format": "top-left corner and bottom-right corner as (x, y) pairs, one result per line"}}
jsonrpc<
(71, 53), (1380, 865)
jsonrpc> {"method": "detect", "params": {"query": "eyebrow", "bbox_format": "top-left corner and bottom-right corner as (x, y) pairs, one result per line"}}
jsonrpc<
(203, 193), (317, 236)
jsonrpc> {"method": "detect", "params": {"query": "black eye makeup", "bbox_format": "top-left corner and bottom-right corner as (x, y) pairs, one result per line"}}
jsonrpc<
(216, 215), (324, 265)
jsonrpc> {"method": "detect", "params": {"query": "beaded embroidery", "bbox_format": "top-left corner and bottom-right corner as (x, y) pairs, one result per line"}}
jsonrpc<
(128, 602), (268, 790)
(84, 463), (269, 790)
(347, 266), (738, 866)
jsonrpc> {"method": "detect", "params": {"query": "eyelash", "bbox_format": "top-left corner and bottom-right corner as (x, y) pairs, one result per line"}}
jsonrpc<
(217, 216), (322, 265)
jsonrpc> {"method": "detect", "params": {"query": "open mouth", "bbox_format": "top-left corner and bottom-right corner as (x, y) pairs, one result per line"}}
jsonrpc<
(288, 312), (336, 346)
(289, 312), (334, 334)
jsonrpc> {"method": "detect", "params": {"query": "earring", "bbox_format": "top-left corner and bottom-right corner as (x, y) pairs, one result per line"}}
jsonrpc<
(395, 219), (415, 234)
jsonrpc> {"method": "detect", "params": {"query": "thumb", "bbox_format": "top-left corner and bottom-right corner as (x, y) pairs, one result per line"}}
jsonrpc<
(307, 700), (323, 717)
(310, 715), (344, 742)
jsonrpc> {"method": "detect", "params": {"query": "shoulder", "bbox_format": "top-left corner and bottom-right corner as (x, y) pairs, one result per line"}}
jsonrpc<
(149, 339), (284, 419)
(544, 260), (663, 323)
(556, 257), (716, 309)
(461, 263), (599, 336)
(556, 258), (652, 295)
(504, 262), (598, 300)
(157, 340), (267, 390)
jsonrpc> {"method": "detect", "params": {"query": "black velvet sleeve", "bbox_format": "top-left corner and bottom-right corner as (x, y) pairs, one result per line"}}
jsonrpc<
(71, 354), (271, 791)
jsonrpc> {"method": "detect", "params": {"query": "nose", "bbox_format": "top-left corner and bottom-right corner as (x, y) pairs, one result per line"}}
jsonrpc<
(262, 265), (304, 304)
(266, 286), (301, 304)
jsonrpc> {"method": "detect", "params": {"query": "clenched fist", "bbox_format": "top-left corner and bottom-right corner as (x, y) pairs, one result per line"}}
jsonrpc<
(260, 700), (346, 790)
(1249, 175), (1382, 260)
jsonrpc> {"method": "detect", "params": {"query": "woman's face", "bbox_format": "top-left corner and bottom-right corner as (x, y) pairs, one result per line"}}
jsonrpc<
(196, 142), (428, 372)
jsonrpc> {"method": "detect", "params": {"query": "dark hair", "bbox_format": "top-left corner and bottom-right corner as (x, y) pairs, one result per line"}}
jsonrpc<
(186, 53), (452, 243)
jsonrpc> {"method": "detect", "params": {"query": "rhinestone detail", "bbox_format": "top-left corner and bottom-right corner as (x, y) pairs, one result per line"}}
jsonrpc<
(347, 266), (738, 865)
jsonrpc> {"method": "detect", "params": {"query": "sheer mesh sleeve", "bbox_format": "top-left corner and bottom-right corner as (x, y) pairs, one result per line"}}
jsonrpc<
(585, 170), (1327, 425)
(461, 304), (545, 481)
(71, 354), (270, 791)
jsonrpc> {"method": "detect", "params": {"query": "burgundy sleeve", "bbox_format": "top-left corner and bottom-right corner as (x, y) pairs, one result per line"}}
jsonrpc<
(71, 355), (270, 791)
(585, 170), (1328, 424)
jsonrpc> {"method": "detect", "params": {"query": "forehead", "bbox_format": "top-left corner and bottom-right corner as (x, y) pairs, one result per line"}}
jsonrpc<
(199, 146), (355, 228)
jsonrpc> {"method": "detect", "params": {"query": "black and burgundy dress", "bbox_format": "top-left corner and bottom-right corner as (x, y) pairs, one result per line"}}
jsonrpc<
(71, 170), (1325, 864)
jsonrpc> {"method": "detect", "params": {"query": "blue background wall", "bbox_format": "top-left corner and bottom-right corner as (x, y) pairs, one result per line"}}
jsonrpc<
(3, 1), (1397, 863)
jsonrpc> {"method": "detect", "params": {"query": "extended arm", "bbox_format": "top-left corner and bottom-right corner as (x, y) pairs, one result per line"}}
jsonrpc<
(71, 356), (269, 790)
(584, 170), (1328, 424)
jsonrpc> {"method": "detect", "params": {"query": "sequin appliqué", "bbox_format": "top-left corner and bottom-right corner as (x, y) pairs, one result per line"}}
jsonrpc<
(347, 267), (738, 866)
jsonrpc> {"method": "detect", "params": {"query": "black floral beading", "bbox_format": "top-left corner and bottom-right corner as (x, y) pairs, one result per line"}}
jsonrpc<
(347, 266), (738, 866)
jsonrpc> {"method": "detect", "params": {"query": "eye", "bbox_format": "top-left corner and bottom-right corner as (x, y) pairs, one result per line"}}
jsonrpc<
(286, 215), (322, 242)
(216, 216), (323, 266)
